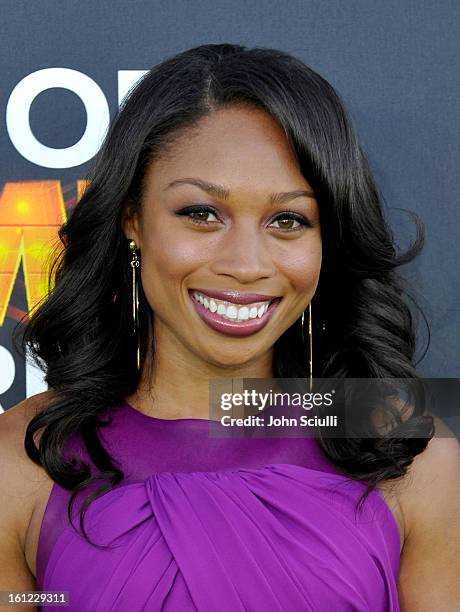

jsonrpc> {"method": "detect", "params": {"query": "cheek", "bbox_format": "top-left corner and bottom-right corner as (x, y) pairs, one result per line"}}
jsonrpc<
(278, 240), (322, 291)
(141, 230), (207, 284)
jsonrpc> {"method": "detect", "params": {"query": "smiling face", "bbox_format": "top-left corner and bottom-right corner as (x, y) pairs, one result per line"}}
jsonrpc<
(122, 105), (322, 372)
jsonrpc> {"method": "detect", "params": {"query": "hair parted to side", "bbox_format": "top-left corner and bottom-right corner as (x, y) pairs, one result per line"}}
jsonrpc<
(14, 43), (434, 546)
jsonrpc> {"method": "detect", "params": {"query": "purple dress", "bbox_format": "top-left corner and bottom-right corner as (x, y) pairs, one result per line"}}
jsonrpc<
(36, 402), (400, 611)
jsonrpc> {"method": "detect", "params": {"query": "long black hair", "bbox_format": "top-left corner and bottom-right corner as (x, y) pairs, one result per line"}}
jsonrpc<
(14, 43), (434, 545)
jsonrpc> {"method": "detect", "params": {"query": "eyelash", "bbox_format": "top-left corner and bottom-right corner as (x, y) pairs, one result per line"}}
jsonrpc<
(176, 205), (311, 232)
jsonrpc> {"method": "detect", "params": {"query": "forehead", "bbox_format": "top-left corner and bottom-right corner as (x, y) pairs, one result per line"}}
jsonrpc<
(143, 106), (309, 194)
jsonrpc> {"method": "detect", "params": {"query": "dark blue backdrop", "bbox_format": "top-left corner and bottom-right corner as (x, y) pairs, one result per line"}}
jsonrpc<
(1, 0), (458, 414)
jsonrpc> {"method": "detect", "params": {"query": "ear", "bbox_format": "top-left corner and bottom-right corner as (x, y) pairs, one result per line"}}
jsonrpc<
(121, 204), (142, 248)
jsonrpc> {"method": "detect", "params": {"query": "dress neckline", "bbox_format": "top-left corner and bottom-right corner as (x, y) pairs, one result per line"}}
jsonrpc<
(122, 401), (223, 425)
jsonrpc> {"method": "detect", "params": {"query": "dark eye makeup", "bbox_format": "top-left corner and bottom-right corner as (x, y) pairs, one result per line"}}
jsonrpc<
(175, 204), (312, 232)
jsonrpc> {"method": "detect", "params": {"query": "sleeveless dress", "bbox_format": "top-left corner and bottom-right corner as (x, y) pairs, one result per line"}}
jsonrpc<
(35, 401), (401, 611)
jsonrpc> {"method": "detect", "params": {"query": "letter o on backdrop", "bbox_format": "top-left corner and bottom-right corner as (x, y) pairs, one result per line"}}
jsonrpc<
(0, 346), (15, 413)
(6, 67), (110, 169)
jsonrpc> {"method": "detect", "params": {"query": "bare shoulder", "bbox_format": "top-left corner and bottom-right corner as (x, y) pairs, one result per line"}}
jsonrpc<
(1, 389), (56, 464)
(0, 390), (57, 594)
(0, 390), (57, 532)
(392, 416), (460, 610)
(1, 389), (59, 428)
(396, 416), (460, 523)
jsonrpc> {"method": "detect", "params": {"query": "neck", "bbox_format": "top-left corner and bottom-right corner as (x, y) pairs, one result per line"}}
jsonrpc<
(127, 323), (275, 420)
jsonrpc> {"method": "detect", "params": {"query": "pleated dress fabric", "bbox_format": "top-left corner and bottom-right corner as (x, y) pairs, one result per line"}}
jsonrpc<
(36, 402), (401, 611)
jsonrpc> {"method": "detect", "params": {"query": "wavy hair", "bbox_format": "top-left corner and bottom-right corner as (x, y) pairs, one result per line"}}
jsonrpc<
(14, 43), (434, 545)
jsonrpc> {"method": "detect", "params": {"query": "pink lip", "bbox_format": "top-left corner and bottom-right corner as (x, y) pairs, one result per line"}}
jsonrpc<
(188, 291), (281, 337)
(190, 288), (279, 305)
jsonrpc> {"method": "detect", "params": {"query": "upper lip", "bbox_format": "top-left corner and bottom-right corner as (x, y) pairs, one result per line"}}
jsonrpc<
(189, 288), (280, 305)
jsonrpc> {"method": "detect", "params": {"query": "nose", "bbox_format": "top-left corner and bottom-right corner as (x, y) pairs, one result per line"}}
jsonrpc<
(209, 221), (276, 283)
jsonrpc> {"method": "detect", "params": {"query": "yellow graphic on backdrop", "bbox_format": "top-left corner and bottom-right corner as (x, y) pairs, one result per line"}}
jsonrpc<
(0, 180), (88, 326)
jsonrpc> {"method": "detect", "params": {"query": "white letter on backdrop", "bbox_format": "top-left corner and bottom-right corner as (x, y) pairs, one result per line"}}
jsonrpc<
(6, 68), (110, 169)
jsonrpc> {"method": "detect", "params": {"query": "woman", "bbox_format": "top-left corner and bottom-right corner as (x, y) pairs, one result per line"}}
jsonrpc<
(1, 43), (459, 611)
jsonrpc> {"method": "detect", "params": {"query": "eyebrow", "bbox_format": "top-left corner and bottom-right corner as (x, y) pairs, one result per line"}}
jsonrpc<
(164, 177), (315, 205)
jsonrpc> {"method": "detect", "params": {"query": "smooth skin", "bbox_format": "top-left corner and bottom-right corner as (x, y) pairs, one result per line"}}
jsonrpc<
(123, 106), (322, 421)
(1, 106), (459, 611)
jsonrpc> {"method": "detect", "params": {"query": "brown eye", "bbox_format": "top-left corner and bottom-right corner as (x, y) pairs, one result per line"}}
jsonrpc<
(189, 211), (217, 222)
(270, 213), (310, 232)
(272, 218), (299, 230)
(176, 205), (220, 225)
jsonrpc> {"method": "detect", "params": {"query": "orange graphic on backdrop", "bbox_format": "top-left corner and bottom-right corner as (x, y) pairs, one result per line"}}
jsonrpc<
(0, 180), (89, 326)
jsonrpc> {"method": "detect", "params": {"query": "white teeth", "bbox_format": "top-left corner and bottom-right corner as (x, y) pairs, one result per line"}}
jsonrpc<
(238, 307), (249, 320)
(192, 291), (275, 321)
(226, 305), (238, 319)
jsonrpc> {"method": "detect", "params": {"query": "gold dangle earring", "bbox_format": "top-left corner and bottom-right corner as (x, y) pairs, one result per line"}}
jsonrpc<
(301, 302), (313, 391)
(129, 240), (140, 371)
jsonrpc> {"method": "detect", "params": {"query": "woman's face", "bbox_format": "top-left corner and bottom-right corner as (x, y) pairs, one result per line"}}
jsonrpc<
(122, 105), (322, 369)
